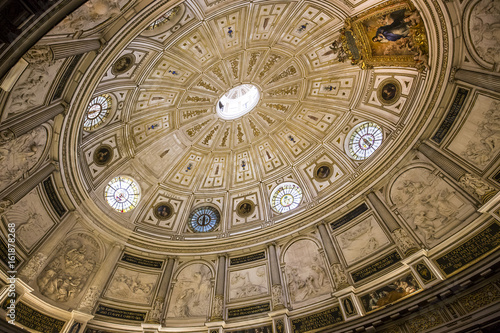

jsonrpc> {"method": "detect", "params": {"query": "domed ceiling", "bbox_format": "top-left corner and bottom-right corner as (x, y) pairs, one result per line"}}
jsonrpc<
(63, 0), (434, 251)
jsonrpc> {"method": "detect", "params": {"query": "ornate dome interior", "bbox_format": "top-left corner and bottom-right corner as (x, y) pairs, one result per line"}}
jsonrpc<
(0, 0), (499, 332)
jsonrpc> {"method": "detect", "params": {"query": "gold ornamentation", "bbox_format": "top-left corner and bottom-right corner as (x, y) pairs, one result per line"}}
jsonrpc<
(186, 120), (210, 137)
(268, 65), (297, 84)
(211, 65), (227, 84)
(201, 125), (219, 145)
(230, 59), (239, 79)
(186, 96), (210, 103)
(220, 127), (230, 147)
(197, 80), (218, 93)
(407, 311), (444, 333)
(259, 54), (281, 79)
(458, 283), (500, 313)
(247, 52), (260, 76)
(268, 85), (298, 96)
(183, 109), (209, 119)
(248, 119), (260, 137)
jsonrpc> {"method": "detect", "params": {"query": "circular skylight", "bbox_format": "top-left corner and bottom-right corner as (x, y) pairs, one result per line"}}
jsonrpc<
(188, 206), (220, 232)
(346, 122), (383, 160)
(270, 182), (303, 214)
(105, 176), (141, 213)
(216, 84), (260, 120)
(84, 94), (112, 131)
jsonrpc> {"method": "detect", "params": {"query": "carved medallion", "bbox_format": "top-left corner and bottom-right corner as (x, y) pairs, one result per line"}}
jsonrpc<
(153, 202), (174, 220)
(313, 162), (333, 181)
(377, 78), (401, 105)
(93, 145), (113, 166)
(111, 53), (135, 75)
(236, 199), (255, 218)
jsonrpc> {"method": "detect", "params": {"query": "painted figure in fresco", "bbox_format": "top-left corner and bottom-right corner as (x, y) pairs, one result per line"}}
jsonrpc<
(316, 165), (331, 179)
(372, 10), (410, 43)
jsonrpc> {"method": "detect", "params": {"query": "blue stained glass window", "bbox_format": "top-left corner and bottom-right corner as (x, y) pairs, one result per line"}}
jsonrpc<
(188, 206), (220, 232)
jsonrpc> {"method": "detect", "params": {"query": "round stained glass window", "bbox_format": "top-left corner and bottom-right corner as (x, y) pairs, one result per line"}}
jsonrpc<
(270, 182), (302, 214)
(84, 94), (112, 131)
(105, 176), (141, 213)
(217, 84), (260, 120)
(346, 122), (383, 160)
(188, 206), (220, 232)
(146, 6), (179, 30)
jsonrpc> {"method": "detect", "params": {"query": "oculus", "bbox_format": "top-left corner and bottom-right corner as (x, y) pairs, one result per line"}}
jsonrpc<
(153, 202), (174, 220)
(236, 200), (255, 218)
(93, 145), (113, 166)
(188, 206), (220, 232)
(105, 176), (141, 213)
(83, 94), (112, 131)
(377, 78), (401, 105)
(217, 84), (260, 120)
(111, 53), (135, 75)
(270, 182), (303, 214)
(346, 122), (383, 160)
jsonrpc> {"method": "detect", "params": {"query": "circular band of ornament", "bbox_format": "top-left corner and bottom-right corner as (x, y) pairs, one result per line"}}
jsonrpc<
(236, 200), (255, 218)
(377, 78), (401, 106)
(93, 144), (114, 166)
(111, 53), (135, 75)
(153, 202), (174, 220)
(188, 206), (221, 232)
(313, 162), (333, 181)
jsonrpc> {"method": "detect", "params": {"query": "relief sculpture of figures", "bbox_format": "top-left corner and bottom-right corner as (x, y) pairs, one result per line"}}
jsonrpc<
(104, 267), (157, 304)
(166, 263), (212, 318)
(284, 240), (332, 305)
(229, 266), (268, 300)
(391, 167), (475, 247)
(37, 234), (99, 303)
(0, 127), (47, 192)
(469, 0), (500, 67)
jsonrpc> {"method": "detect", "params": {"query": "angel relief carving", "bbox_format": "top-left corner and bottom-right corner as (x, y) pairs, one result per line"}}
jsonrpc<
(284, 240), (332, 305)
(390, 167), (475, 247)
(0, 127), (47, 192)
(37, 234), (99, 303)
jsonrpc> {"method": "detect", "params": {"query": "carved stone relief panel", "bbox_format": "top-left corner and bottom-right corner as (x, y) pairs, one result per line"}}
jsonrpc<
(103, 266), (159, 305)
(3, 59), (64, 118)
(4, 188), (55, 252)
(305, 35), (346, 71)
(255, 140), (286, 176)
(283, 239), (332, 306)
(334, 215), (391, 266)
(0, 126), (47, 192)
(292, 106), (342, 138)
(36, 233), (100, 305)
(230, 190), (262, 227)
(466, 0), (500, 67)
(447, 94), (500, 171)
(275, 126), (313, 162)
(228, 265), (269, 301)
(48, 0), (128, 35)
(166, 263), (213, 318)
(389, 166), (476, 247)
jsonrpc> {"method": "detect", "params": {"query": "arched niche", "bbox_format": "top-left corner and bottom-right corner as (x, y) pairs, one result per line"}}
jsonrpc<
(281, 237), (332, 307)
(35, 232), (103, 307)
(166, 261), (214, 319)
